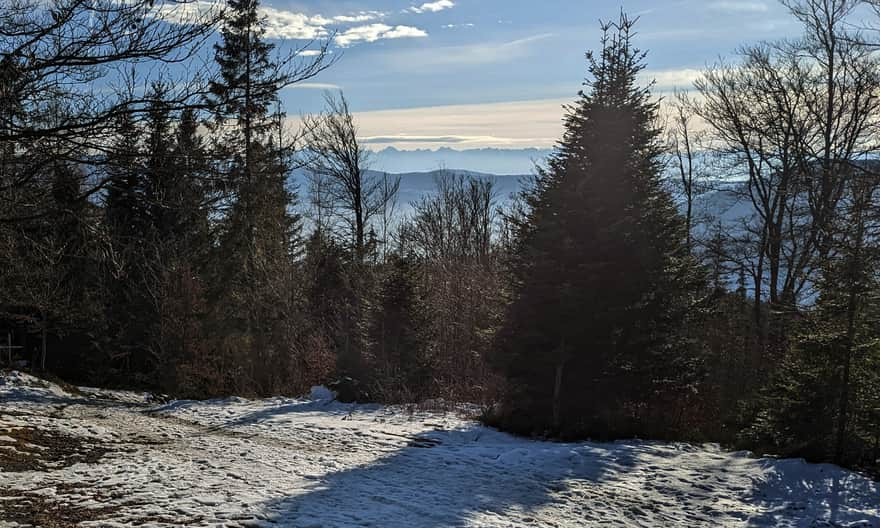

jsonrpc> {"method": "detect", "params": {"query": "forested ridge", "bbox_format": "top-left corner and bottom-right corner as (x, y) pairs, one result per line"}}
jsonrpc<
(1, 0), (879, 477)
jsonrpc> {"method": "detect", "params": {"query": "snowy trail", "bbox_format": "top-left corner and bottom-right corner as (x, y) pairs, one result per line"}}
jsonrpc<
(1, 372), (878, 528)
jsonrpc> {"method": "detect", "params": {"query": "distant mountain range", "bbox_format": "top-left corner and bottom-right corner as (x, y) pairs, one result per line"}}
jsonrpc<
(380, 169), (525, 208)
(368, 147), (553, 175)
(291, 168), (526, 213)
(293, 166), (753, 226)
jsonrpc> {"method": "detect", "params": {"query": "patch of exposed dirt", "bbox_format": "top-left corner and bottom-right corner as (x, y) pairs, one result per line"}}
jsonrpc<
(0, 425), (109, 472)
(0, 489), (120, 528)
(0, 483), (205, 527)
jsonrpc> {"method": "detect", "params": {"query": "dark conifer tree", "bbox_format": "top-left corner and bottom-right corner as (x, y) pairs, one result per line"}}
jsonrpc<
(493, 14), (703, 438)
(143, 83), (177, 246)
(207, 0), (279, 180)
(103, 113), (157, 376)
(48, 162), (103, 368)
(206, 0), (304, 393)
(168, 108), (212, 260)
(368, 253), (430, 401)
(301, 230), (361, 383)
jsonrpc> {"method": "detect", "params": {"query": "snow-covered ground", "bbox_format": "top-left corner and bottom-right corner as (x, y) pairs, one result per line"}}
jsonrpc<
(1, 371), (878, 527)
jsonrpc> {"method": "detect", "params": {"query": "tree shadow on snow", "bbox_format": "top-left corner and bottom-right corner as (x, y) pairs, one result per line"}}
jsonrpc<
(254, 428), (674, 528)
(219, 400), (381, 429)
(743, 459), (880, 528)
(0, 387), (111, 408)
(251, 430), (880, 528)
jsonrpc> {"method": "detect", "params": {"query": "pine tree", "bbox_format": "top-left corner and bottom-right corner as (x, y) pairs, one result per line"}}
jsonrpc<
(493, 14), (703, 439)
(301, 230), (362, 386)
(143, 83), (177, 245)
(168, 108), (212, 261)
(368, 253), (430, 401)
(47, 161), (103, 372)
(148, 104), (214, 393)
(207, 0), (281, 183)
(103, 112), (157, 376)
(206, 0), (304, 394)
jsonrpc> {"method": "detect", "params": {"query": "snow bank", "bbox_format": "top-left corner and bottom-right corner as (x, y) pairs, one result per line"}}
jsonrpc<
(309, 385), (336, 402)
(0, 370), (73, 401)
(76, 386), (155, 404)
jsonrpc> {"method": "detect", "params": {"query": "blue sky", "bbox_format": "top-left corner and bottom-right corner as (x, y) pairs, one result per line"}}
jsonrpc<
(257, 0), (807, 149)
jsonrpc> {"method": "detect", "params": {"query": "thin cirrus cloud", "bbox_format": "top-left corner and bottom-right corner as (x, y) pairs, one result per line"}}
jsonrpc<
(284, 82), (343, 90)
(286, 67), (709, 151)
(286, 98), (565, 150)
(707, 1), (769, 13)
(385, 33), (556, 71)
(360, 135), (473, 144)
(347, 98), (568, 150)
(641, 68), (703, 91)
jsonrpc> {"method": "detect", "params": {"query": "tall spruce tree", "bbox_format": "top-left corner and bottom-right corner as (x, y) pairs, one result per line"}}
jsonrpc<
(104, 112), (158, 376)
(493, 14), (703, 439)
(206, 0), (303, 394)
(208, 0), (278, 181)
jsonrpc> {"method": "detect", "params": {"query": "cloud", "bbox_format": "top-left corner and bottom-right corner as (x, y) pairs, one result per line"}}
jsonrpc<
(641, 69), (703, 91)
(288, 91), (709, 151)
(260, 7), (330, 39)
(297, 98), (570, 150)
(151, 0), (221, 25)
(360, 135), (472, 144)
(708, 1), (769, 13)
(640, 28), (710, 41)
(331, 12), (386, 23)
(335, 24), (428, 47)
(442, 23), (475, 29)
(156, 3), (423, 47)
(407, 0), (455, 14)
(160, 3), (332, 41)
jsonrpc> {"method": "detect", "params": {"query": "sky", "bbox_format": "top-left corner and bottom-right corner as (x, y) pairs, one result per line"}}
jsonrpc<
(256, 0), (808, 150)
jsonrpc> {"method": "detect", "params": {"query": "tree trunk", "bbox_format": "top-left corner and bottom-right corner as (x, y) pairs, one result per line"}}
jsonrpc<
(552, 338), (566, 431)
(836, 220), (864, 465)
(40, 310), (47, 371)
(354, 176), (365, 262)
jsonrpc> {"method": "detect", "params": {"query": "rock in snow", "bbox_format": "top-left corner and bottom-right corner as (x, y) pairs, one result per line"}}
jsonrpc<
(0, 371), (878, 527)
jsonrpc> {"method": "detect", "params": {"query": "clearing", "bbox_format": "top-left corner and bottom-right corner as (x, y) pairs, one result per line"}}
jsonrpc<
(1, 371), (878, 527)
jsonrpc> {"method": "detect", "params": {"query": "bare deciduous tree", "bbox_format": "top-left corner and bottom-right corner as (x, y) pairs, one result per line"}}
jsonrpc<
(0, 0), (224, 145)
(397, 172), (504, 401)
(300, 91), (399, 262)
(693, 0), (880, 331)
(399, 171), (497, 262)
(666, 91), (710, 252)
